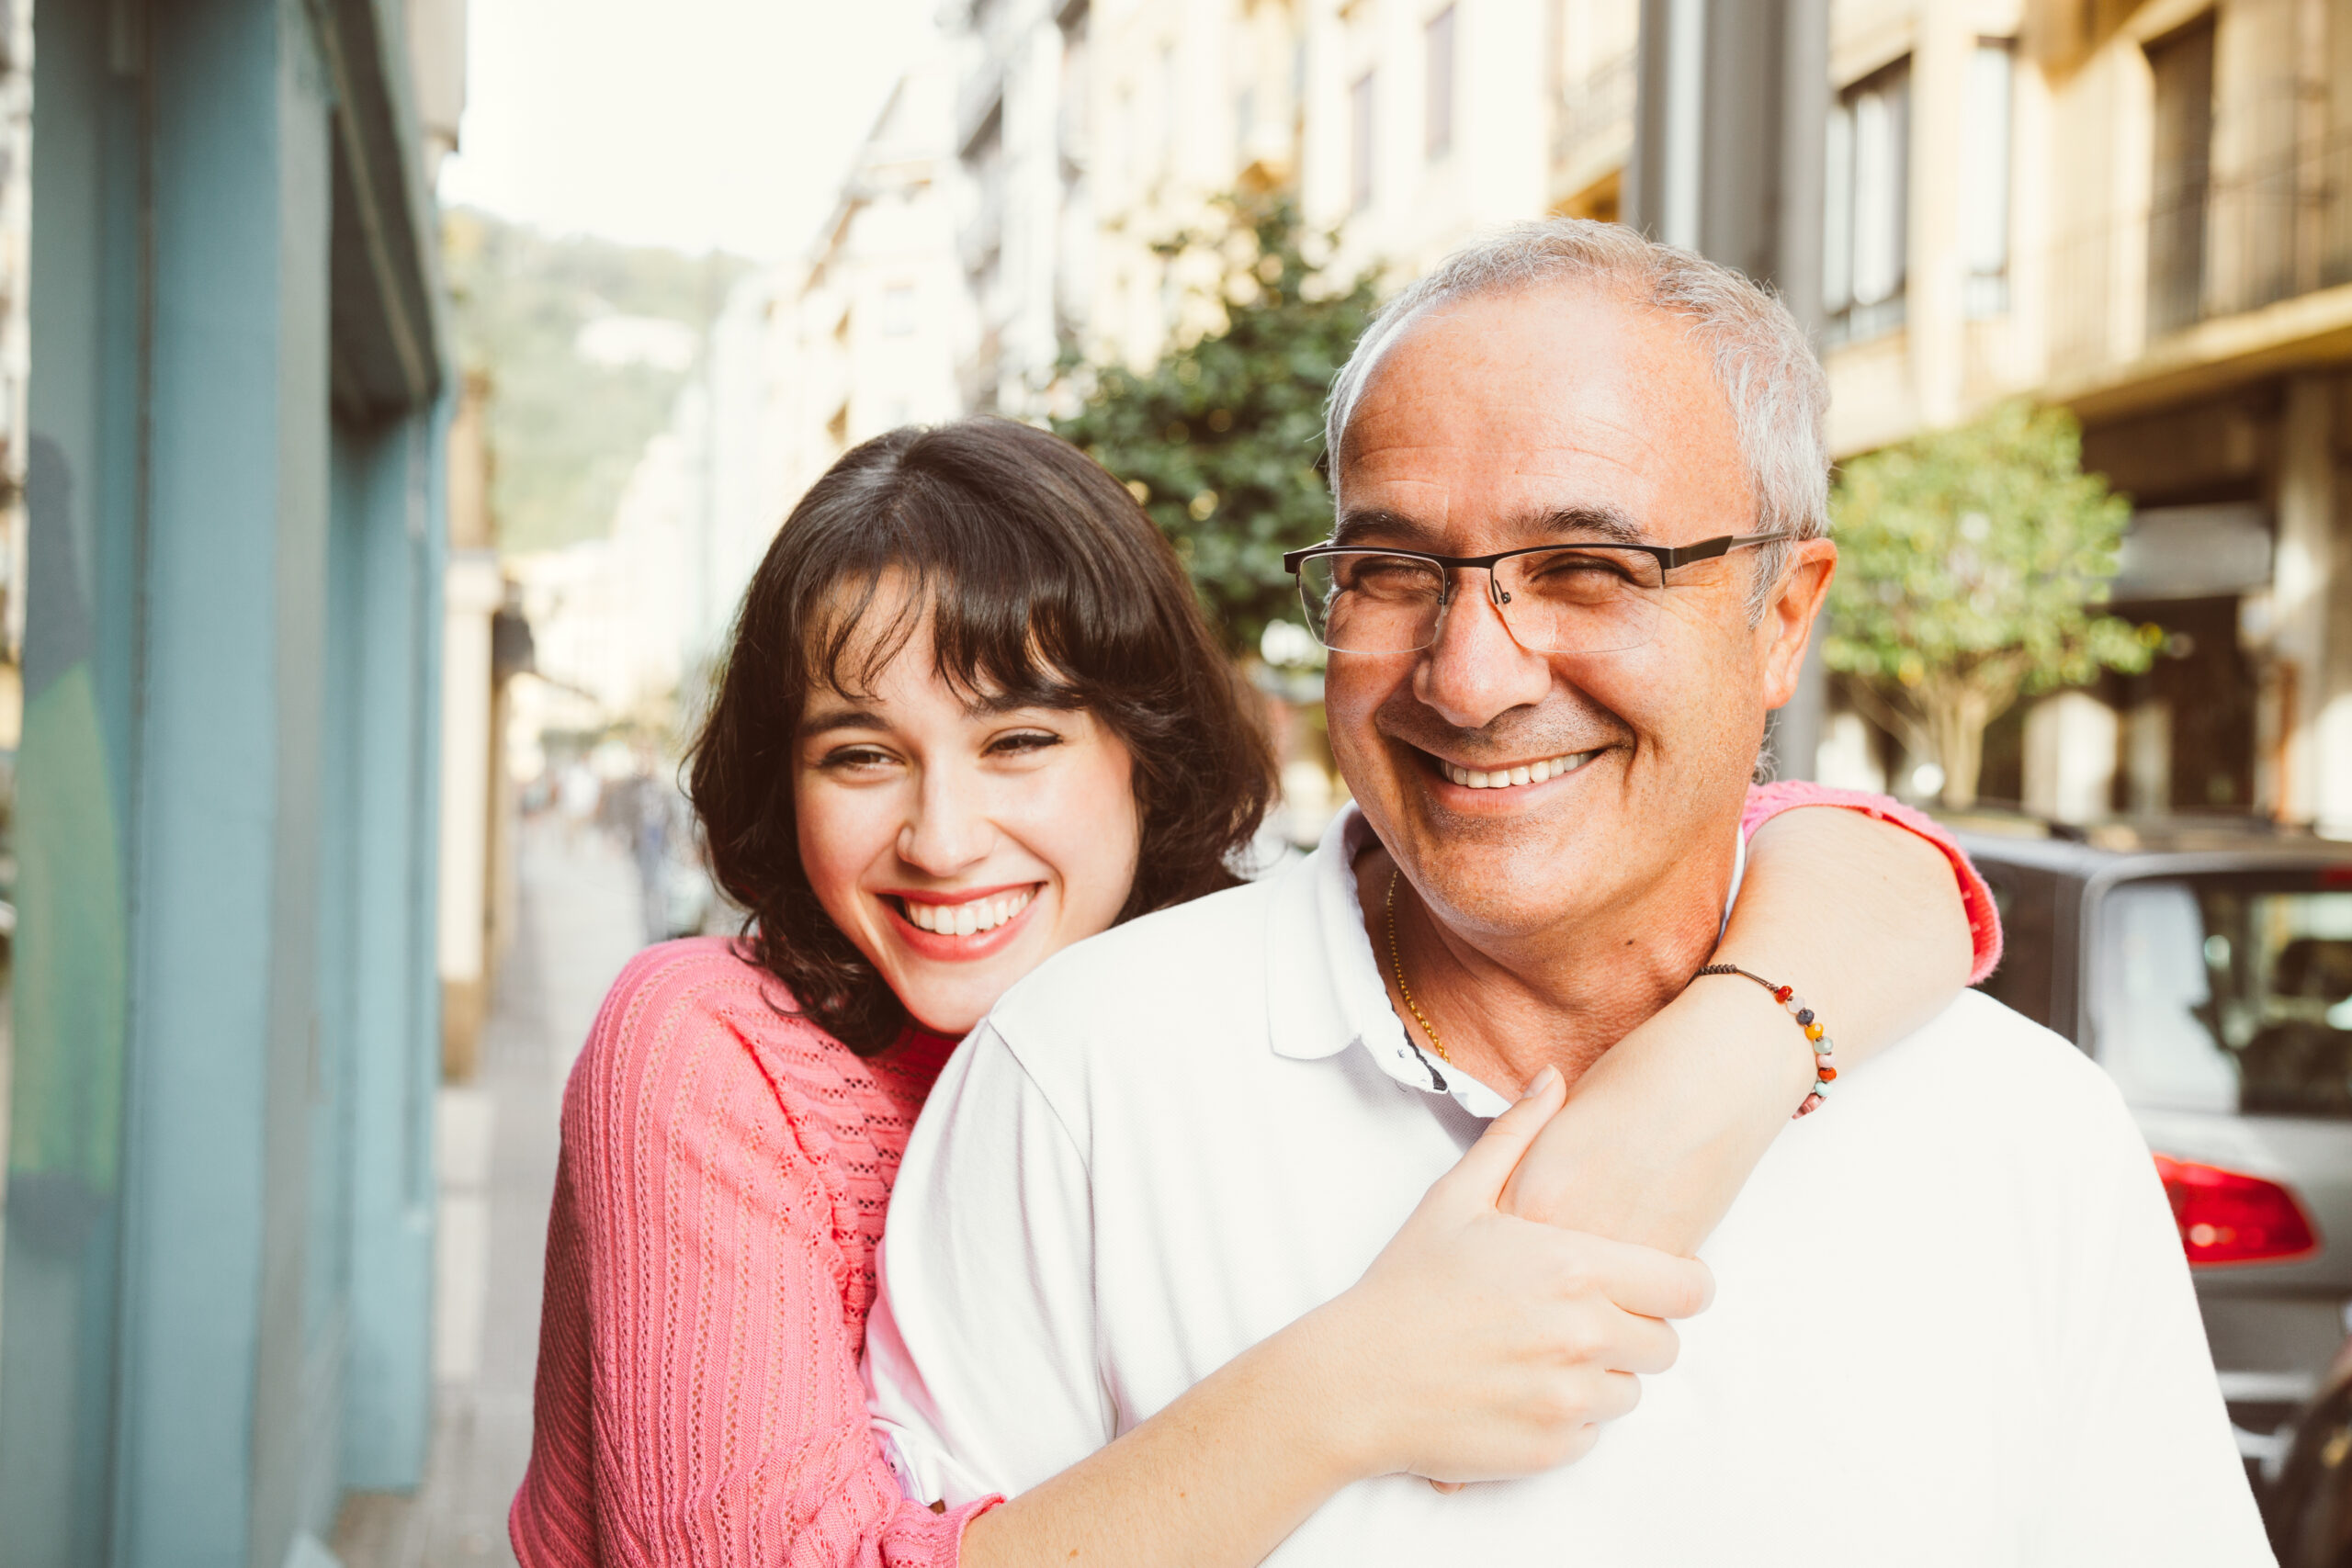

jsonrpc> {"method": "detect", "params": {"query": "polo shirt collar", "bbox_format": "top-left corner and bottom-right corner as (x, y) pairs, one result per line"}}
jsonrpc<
(1264, 800), (1749, 1122)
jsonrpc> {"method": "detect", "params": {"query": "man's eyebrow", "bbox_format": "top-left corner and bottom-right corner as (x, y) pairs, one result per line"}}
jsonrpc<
(1520, 504), (1646, 545)
(1331, 508), (1446, 548)
(1330, 502), (1649, 550)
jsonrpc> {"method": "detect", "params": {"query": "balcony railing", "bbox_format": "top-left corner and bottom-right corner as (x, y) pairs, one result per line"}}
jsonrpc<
(1553, 49), (1635, 189)
(2047, 128), (2352, 378)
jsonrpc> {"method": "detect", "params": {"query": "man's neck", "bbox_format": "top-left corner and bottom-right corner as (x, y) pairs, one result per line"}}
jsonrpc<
(1356, 834), (1737, 1095)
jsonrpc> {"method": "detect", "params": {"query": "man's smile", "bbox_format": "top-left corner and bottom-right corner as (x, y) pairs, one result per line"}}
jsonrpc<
(1428, 747), (1603, 791)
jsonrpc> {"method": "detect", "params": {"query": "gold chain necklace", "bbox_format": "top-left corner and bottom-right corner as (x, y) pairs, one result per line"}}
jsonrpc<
(1385, 869), (1451, 1063)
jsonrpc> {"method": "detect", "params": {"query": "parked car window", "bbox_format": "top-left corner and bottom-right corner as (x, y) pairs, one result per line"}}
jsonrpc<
(1974, 863), (2055, 1029)
(2098, 875), (2352, 1117)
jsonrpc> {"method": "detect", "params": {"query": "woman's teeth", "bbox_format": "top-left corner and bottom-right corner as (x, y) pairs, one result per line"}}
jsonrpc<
(1442, 750), (1596, 790)
(901, 887), (1036, 936)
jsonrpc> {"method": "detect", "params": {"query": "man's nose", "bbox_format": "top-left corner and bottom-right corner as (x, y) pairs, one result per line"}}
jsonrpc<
(897, 767), (994, 875)
(1412, 571), (1554, 729)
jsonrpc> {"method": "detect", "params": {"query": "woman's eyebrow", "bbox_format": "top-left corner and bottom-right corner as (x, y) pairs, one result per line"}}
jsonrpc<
(964, 689), (1086, 718)
(798, 707), (887, 740)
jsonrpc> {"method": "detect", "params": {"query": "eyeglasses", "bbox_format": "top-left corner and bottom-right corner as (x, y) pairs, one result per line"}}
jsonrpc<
(1280, 533), (1791, 656)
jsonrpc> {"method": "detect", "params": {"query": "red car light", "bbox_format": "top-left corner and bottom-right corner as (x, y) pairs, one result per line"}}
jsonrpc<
(2153, 1155), (2320, 1266)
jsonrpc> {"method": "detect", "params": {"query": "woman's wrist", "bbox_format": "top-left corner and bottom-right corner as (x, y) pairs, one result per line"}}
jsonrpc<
(1498, 978), (1813, 1251)
(1262, 1294), (1400, 1485)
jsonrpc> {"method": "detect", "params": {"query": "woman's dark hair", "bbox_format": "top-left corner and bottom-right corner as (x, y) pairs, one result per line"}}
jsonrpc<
(687, 418), (1278, 1055)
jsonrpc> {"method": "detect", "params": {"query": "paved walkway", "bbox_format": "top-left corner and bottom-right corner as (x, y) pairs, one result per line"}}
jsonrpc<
(338, 818), (647, 1568)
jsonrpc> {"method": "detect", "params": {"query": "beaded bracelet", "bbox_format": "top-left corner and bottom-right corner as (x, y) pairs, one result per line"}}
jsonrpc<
(1693, 964), (1837, 1119)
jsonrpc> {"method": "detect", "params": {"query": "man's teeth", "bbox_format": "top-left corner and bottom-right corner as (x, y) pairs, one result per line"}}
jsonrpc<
(1442, 750), (1596, 790)
(902, 887), (1036, 935)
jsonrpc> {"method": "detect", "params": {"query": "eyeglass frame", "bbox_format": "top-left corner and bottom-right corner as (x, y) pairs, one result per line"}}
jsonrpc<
(1279, 530), (1793, 649)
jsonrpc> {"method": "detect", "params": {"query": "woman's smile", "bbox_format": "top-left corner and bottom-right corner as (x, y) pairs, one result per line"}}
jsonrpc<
(882, 882), (1045, 956)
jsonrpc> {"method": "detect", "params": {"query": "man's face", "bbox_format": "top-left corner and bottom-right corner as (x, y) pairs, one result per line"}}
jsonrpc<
(1324, 285), (1833, 942)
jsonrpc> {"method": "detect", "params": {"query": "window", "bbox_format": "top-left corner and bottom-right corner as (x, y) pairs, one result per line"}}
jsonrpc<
(1973, 864), (2057, 1029)
(1351, 71), (1377, 211)
(1425, 6), (1456, 162)
(881, 283), (916, 335)
(1960, 40), (2013, 318)
(2096, 875), (2352, 1119)
(2146, 17), (2216, 334)
(1823, 57), (1910, 345)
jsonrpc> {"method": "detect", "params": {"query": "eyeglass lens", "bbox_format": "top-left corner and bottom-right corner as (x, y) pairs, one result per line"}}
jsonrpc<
(1296, 547), (1666, 655)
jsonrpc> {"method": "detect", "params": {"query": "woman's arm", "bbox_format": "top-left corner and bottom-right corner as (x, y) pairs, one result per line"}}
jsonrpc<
(511, 946), (979, 1568)
(1498, 795), (1985, 1253)
(956, 1069), (1712, 1568)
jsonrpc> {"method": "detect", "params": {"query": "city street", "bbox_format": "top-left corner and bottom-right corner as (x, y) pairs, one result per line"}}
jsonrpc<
(338, 818), (646, 1568)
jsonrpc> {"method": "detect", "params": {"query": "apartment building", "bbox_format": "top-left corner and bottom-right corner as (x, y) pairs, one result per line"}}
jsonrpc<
(1083, 0), (1313, 371)
(950, 0), (1095, 413)
(943, 0), (1639, 394)
(1301, 0), (1563, 280)
(1804, 0), (2352, 830)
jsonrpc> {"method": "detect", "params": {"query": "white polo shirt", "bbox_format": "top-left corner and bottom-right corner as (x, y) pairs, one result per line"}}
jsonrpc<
(865, 808), (2270, 1565)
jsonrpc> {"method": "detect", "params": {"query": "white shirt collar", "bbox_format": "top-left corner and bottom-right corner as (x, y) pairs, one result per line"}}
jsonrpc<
(1265, 801), (1747, 1119)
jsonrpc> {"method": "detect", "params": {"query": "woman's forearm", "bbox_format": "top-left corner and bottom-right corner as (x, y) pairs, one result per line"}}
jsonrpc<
(956, 1317), (1358, 1568)
(1498, 804), (1973, 1254)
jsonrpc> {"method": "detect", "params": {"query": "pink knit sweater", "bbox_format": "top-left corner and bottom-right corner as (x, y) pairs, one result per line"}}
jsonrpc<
(509, 784), (1998, 1568)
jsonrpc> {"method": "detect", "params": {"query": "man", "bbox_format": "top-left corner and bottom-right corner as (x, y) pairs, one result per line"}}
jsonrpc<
(865, 220), (2267, 1562)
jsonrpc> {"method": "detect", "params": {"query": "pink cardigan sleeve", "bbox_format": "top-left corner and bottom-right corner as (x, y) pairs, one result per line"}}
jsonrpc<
(1742, 781), (2004, 984)
(510, 947), (992, 1568)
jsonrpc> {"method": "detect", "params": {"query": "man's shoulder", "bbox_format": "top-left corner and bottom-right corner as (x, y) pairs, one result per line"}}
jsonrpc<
(1855, 988), (2142, 1161)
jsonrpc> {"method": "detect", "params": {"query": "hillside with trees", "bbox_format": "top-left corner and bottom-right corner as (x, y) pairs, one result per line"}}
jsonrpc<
(441, 209), (748, 552)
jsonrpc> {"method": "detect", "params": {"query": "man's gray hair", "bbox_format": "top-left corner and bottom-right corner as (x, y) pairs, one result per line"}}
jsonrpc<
(1323, 219), (1830, 614)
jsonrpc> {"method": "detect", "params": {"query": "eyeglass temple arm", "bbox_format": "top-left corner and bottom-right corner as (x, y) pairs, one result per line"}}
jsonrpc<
(1654, 532), (1789, 570)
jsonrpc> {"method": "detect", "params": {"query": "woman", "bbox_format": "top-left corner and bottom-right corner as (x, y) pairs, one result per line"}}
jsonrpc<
(511, 419), (1996, 1567)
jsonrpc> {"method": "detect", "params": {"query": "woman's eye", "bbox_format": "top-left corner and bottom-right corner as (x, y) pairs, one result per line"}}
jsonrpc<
(820, 746), (895, 772)
(989, 730), (1063, 757)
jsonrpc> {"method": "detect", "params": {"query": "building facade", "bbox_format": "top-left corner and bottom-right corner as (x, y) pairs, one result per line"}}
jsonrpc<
(933, 0), (1643, 400)
(0, 2), (462, 1563)
(1807, 0), (2352, 830)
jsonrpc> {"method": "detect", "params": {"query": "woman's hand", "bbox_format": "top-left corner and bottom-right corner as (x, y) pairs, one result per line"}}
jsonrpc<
(1295, 1066), (1715, 1486)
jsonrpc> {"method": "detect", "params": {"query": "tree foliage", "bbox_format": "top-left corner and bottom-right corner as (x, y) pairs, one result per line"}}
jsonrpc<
(1053, 196), (1382, 656)
(1824, 400), (2157, 809)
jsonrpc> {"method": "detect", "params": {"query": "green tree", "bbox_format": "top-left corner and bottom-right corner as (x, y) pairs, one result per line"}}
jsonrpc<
(1824, 400), (2157, 811)
(1053, 195), (1381, 655)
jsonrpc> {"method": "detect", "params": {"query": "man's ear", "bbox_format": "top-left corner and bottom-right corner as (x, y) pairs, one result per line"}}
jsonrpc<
(1759, 538), (1836, 709)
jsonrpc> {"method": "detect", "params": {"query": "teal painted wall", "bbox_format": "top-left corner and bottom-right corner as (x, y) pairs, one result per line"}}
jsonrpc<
(0, 2), (149, 1560)
(0, 1), (450, 1562)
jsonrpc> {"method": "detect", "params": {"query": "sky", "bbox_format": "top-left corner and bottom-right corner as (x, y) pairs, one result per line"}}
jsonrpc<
(437, 0), (933, 261)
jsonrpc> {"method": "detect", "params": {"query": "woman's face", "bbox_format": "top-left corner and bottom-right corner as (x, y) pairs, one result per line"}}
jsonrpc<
(794, 611), (1143, 1039)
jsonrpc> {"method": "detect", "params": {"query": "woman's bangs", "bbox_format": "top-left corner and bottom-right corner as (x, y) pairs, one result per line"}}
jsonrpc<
(796, 547), (1090, 713)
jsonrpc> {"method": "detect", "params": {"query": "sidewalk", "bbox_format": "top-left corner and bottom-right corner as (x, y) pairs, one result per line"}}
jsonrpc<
(338, 817), (648, 1568)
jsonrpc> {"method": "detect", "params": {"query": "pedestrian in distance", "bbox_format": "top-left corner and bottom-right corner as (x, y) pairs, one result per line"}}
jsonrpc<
(510, 405), (1999, 1567)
